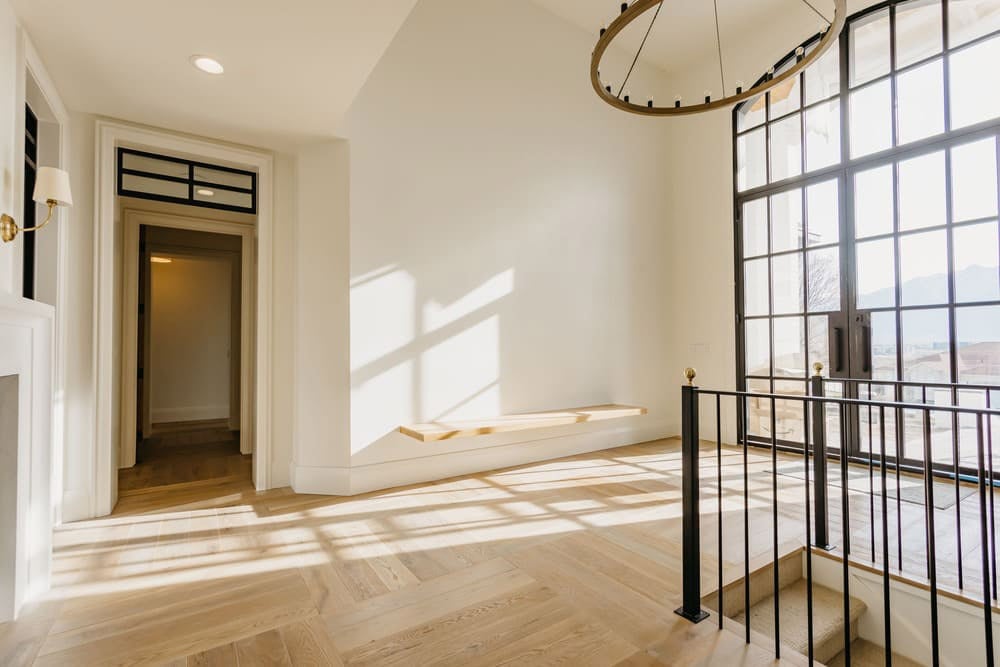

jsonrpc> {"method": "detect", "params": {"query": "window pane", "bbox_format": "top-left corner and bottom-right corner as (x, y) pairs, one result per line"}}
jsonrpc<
(957, 305), (1000, 384)
(192, 188), (253, 209)
(772, 253), (804, 314)
(774, 379), (806, 444)
(774, 318), (806, 378)
(871, 310), (898, 381)
(950, 35), (1000, 130)
(769, 76), (801, 120)
(850, 7), (891, 87)
(896, 59), (945, 145)
(746, 320), (771, 376)
(901, 308), (951, 382)
(745, 258), (770, 317)
(808, 314), (830, 375)
(954, 221), (1000, 302)
(738, 96), (766, 132)
(192, 166), (253, 190)
(737, 127), (767, 191)
(900, 229), (949, 305)
(857, 238), (896, 309)
(743, 198), (769, 256)
(121, 173), (189, 199)
(952, 138), (999, 222)
(770, 113), (803, 182)
(854, 165), (894, 238)
(746, 378), (771, 438)
(949, 0), (1000, 47)
(850, 80), (892, 157)
(806, 179), (840, 246)
(807, 247), (841, 312)
(895, 0), (943, 69)
(805, 40), (840, 106)
(805, 99), (841, 171)
(899, 151), (946, 231)
(771, 189), (803, 253)
(121, 153), (188, 179)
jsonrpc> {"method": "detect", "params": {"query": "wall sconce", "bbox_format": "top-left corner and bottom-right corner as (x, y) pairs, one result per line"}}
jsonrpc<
(0, 167), (73, 243)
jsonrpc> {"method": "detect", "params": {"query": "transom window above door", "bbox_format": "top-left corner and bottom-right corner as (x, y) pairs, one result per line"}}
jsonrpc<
(117, 148), (257, 214)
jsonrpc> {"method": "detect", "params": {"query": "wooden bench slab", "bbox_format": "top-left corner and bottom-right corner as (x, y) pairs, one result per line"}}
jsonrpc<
(399, 404), (648, 442)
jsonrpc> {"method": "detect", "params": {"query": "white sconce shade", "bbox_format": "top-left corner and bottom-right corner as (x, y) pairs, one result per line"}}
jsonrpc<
(33, 167), (73, 207)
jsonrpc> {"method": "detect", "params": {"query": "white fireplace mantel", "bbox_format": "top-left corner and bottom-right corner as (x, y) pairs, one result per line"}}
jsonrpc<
(0, 291), (54, 622)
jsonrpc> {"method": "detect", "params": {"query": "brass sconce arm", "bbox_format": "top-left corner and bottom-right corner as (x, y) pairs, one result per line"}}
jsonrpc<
(2, 167), (73, 243)
(1, 200), (57, 243)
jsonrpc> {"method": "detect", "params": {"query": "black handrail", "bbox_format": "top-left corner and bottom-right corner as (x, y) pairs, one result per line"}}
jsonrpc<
(824, 376), (1000, 393)
(704, 389), (1000, 416)
(676, 367), (997, 666)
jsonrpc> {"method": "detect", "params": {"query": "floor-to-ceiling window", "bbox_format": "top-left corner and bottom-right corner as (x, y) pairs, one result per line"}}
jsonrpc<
(734, 0), (1000, 470)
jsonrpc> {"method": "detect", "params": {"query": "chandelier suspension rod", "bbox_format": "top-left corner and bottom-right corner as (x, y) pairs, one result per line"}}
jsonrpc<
(713, 0), (727, 97)
(591, 0), (845, 116)
(617, 0), (665, 98)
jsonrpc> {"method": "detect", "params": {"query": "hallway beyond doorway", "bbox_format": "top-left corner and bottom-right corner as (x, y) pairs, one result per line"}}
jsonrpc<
(117, 420), (250, 494)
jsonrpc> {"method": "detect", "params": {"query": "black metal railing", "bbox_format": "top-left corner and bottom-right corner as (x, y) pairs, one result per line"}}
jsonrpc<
(828, 376), (999, 597)
(675, 366), (999, 666)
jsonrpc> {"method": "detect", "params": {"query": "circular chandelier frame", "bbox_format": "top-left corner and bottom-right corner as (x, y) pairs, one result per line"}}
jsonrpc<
(591, 0), (847, 116)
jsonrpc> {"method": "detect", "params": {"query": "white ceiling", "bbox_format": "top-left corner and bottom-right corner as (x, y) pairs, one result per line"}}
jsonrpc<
(11, 0), (419, 150)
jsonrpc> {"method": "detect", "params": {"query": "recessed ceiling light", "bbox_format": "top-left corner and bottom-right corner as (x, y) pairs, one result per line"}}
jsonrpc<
(196, 188), (215, 197)
(151, 256), (173, 264)
(190, 55), (224, 75)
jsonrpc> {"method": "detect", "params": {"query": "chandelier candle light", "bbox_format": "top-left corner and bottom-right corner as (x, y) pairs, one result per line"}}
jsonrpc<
(591, 0), (846, 116)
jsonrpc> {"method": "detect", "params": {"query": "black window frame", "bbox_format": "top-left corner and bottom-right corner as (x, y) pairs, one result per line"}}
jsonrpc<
(23, 104), (37, 300)
(117, 148), (258, 215)
(732, 0), (1000, 465)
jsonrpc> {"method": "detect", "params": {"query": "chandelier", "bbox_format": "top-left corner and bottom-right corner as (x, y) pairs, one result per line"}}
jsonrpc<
(591, 0), (847, 116)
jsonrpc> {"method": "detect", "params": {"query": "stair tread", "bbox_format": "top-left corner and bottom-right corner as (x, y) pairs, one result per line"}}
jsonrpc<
(827, 639), (924, 667)
(731, 579), (866, 656)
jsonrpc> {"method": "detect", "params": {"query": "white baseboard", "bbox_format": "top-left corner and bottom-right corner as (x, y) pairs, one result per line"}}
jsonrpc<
(289, 420), (673, 496)
(60, 488), (95, 523)
(151, 405), (230, 424)
(289, 461), (352, 495)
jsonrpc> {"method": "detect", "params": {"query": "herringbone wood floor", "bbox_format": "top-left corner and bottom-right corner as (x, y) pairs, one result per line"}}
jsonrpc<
(0, 438), (995, 665)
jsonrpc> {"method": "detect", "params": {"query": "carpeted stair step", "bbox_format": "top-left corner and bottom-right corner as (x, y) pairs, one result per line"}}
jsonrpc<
(828, 638), (924, 667)
(731, 578), (866, 664)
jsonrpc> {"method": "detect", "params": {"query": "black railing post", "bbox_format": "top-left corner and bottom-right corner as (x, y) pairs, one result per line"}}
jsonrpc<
(676, 368), (709, 623)
(811, 362), (833, 550)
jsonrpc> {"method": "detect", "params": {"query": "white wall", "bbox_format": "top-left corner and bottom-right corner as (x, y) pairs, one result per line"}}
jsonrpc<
(293, 141), (350, 479)
(62, 111), (96, 519)
(665, 110), (739, 443)
(149, 255), (231, 424)
(0, 0), (17, 294)
(290, 0), (677, 494)
(270, 153), (297, 487)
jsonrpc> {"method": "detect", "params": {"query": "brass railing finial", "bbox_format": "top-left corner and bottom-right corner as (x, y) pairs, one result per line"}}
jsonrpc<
(813, 361), (824, 377)
(684, 368), (697, 386)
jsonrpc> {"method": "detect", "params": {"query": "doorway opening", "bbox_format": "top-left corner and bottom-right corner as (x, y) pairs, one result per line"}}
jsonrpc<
(118, 208), (256, 495)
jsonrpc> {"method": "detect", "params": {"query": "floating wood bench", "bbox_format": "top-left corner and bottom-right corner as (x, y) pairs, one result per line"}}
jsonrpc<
(399, 404), (647, 442)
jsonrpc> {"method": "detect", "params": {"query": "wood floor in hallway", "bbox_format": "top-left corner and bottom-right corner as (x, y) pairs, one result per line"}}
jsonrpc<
(118, 421), (251, 494)
(0, 438), (995, 665)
